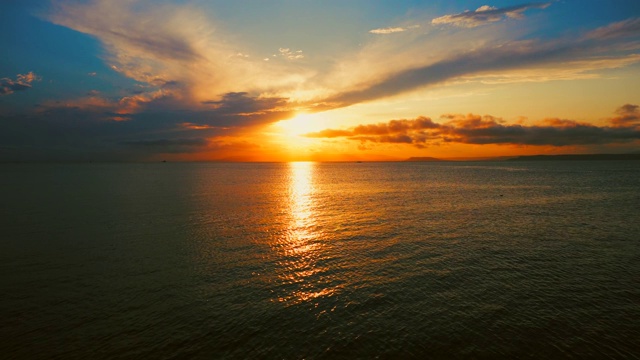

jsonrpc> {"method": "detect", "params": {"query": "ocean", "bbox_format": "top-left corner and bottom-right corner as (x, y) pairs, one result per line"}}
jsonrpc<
(1, 161), (639, 359)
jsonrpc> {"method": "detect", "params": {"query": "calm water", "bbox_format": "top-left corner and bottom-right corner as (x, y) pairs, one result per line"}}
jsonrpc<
(1, 161), (639, 359)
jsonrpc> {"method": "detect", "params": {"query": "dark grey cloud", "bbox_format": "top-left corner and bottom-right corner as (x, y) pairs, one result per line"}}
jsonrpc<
(431, 2), (552, 28)
(196, 92), (294, 127)
(305, 106), (640, 148)
(117, 91), (293, 130)
(150, 79), (181, 88)
(0, 106), (213, 161)
(203, 92), (289, 115)
(0, 90), (294, 161)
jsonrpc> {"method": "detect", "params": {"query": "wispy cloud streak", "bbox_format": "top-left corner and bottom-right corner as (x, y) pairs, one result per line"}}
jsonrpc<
(47, 0), (309, 105)
(432, 3), (552, 28)
(587, 18), (640, 40)
(314, 17), (640, 109)
(369, 25), (419, 35)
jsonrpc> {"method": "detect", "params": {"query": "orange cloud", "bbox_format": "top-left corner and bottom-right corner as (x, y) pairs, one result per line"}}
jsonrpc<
(305, 105), (640, 148)
(0, 72), (41, 95)
(610, 104), (640, 128)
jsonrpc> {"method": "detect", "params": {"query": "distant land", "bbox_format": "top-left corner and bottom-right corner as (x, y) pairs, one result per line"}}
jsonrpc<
(405, 156), (517, 162)
(405, 154), (640, 162)
(508, 154), (640, 161)
(405, 157), (448, 162)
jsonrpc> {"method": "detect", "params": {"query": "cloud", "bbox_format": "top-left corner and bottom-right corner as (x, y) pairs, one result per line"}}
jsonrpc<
(41, 0), (313, 160)
(610, 104), (640, 128)
(201, 92), (293, 122)
(38, 95), (113, 112)
(35, 87), (174, 122)
(48, 0), (310, 104)
(17, 72), (40, 83)
(48, 1), (204, 64)
(35, 90), (292, 142)
(305, 106), (640, 148)
(0, 80), (30, 95)
(180, 122), (217, 130)
(586, 18), (640, 40)
(0, 84), (301, 161)
(0, 101), (254, 161)
(0, 72), (41, 95)
(369, 27), (407, 35)
(318, 40), (563, 108)
(8, 2), (635, 161)
(278, 48), (304, 60)
(47, 0), (232, 103)
(432, 2), (552, 28)
(313, 18), (640, 109)
(462, 54), (640, 84)
(46, 2), (640, 121)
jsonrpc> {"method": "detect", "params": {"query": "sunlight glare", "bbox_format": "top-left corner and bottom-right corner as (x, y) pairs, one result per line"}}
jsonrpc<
(289, 161), (314, 231)
(276, 113), (326, 137)
(271, 161), (340, 304)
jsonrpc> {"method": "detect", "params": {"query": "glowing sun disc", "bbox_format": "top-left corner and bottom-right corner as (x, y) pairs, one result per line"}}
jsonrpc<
(276, 113), (325, 136)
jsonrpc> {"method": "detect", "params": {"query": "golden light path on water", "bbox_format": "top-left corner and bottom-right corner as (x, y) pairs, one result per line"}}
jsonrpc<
(276, 162), (337, 304)
(290, 162), (314, 236)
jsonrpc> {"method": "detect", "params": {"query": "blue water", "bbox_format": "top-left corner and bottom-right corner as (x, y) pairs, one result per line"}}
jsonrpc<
(1, 161), (639, 359)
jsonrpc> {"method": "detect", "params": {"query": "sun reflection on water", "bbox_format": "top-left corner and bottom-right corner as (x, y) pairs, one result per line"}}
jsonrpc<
(272, 162), (339, 304)
(290, 161), (314, 236)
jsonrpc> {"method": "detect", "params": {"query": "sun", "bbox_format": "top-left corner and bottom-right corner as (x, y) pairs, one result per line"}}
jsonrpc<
(275, 113), (326, 137)
(269, 112), (330, 159)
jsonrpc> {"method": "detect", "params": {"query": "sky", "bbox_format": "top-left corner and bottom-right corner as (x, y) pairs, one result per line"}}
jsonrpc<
(1, 0), (640, 162)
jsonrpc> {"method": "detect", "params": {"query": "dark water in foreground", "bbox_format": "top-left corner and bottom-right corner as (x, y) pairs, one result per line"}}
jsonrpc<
(1, 161), (639, 359)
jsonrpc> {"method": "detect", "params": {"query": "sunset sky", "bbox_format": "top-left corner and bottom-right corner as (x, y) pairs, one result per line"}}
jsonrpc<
(1, 0), (640, 161)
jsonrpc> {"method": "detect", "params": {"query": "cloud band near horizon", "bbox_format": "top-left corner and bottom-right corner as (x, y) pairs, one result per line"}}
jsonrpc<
(305, 105), (640, 148)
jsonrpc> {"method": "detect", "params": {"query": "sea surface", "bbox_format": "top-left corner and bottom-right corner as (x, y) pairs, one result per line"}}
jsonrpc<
(1, 161), (639, 359)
